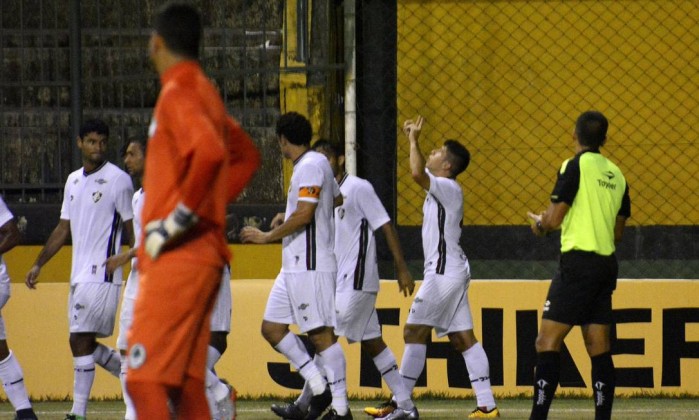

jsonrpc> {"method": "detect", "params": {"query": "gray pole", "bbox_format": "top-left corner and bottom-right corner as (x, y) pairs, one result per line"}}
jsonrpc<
(70, 0), (82, 169)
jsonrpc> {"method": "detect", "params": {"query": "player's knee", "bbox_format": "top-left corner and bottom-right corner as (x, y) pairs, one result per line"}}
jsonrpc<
(403, 324), (429, 343)
(360, 337), (386, 357)
(260, 321), (286, 346)
(69, 333), (97, 356)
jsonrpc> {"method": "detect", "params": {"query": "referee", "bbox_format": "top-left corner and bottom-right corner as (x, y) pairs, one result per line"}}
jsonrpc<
(526, 111), (631, 420)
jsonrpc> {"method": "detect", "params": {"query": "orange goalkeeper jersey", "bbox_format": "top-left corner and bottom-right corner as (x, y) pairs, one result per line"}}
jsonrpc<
(139, 60), (260, 270)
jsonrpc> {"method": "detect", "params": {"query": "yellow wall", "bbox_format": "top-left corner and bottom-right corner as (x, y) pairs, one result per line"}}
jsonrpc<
(5, 245), (283, 283)
(396, 0), (699, 226)
(1, 278), (697, 399)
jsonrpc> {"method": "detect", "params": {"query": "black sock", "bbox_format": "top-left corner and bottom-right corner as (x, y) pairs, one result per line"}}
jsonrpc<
(591, 352), (615, 420)
(530, 351), (560, 420)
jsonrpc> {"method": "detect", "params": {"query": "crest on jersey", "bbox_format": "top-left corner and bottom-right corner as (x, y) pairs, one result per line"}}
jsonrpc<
(338, 208), (345, 219)
(92, 191), (103, 203)
(129, 344), (146, 369)
(95, 178), (107, 185)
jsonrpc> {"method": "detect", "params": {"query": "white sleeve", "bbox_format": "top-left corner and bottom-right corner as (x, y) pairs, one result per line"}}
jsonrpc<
(0, 197), (13, 227)
(113, 172), (135, 221)
(356, 181), (390, 232)
(59, 175), (72, 221)
(296, 162), (324, 203)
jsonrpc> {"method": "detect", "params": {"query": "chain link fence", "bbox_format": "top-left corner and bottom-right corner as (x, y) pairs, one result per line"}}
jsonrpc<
(394, 0), (698, 278)
(0, 0), (289, 205)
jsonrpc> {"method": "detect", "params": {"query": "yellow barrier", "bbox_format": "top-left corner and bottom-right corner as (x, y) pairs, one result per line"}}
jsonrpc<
(1, 278), (697, 399)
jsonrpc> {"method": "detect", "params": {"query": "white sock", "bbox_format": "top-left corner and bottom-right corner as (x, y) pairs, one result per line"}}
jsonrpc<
(318, 343), (348, 416)
(373, 347), (413, 410)
(400, 344), (426, 395)
(119, 355), (136, 420)
(71, 355), (95, 417)
(275, 333), (324, 393)
(93, 343), (120, 377)
(295, 354), (322, 410)
(207, 345), (222, 371)
(463, 342), (496, 410)
(0, 351), (32, 411)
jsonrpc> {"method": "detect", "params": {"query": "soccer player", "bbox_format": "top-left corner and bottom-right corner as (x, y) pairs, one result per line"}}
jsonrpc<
(268, 140), (415, 420)
(107, 138), (238, 420)
(526, 111), (630, 420)
(103, 136), (146, 420)
(206, 264), (238, 420)
(240, 113), (351, 420)
(373, 116), (499, 419)
(25, 118), (135, 420)
(126, 3), (260, 419)
(0, 196), (38, 420)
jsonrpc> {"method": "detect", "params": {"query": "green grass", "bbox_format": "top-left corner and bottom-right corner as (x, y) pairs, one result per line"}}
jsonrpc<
(1, 397), (698, 419)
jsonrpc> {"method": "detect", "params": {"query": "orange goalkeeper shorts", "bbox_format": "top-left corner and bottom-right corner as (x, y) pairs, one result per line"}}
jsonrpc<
(127, 260), (221, 386)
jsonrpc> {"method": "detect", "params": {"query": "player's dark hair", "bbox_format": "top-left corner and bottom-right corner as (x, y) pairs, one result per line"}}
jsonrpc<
(444, 139), (470, 178)
(575, 111), (608, 149)
(121, 136), (148, 157)
(312, 139), (344, 158)
(79, 118), (109, 139)
(276, 112), (312, 146)
(153, 2), (201, 60)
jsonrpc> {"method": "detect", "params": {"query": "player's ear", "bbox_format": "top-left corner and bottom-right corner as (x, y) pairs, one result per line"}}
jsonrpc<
(338, 155), (345, 168)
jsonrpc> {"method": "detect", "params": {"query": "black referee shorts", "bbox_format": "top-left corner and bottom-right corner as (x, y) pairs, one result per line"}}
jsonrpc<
(542, 250), (618, 326)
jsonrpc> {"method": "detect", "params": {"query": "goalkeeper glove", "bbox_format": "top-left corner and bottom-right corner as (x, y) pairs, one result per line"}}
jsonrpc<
(144, 203), (199, 259)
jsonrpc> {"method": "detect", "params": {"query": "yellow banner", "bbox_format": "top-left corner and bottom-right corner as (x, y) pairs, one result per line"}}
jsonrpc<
(4, 279), (697, 399)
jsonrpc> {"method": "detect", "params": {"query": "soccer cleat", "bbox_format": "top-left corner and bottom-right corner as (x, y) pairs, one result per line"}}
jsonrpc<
(64, 414), (86, 420)
(364, 400), (397, 418)
(14, 408), (38, 420)
(215, 380), (237, 420)
(307, 387), (332, 420)
(467, 407), (500, 418)
(377, 406), (419, 419)
(320, 408), (353, 419)
(270, 402), (307, 420)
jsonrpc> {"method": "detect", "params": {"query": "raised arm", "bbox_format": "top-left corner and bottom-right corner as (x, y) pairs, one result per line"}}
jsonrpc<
(404, 116), (430, 191)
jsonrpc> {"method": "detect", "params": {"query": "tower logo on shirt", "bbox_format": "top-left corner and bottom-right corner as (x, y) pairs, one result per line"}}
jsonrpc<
(92, 191), (103, 203)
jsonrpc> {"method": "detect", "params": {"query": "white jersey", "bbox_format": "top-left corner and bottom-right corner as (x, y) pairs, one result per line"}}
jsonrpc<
(0, 197), (14, 287)
(334, 174), (390, 292)
(281, 150), (339, 273)
(123, 188), (144, 300)
(421, 170), (469, 277)
(61, 161), (134, 285)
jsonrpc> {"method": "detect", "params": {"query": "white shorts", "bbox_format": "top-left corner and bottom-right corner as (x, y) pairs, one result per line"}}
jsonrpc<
(117, 270), (140, 350)
(406, 273), (473, 337)
(210, 267), (232, 333)
(263, 271), (336, 334)
(68, 282), (121, 338)
(335, 290), (381, 343)
(0, 292), (9, 340)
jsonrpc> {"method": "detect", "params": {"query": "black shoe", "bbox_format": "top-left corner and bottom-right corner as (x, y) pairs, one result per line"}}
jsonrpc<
(14, 408), (38, 420)
(307, 387), (332, 420)
(271, 402), (307, 420)
(321, 408), (353, 420)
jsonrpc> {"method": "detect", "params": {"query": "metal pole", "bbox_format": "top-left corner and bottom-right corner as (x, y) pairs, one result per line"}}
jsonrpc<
(344, 0), (357, 176)
(296, 0), (308, 62)
(69, 0), (82, 169)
